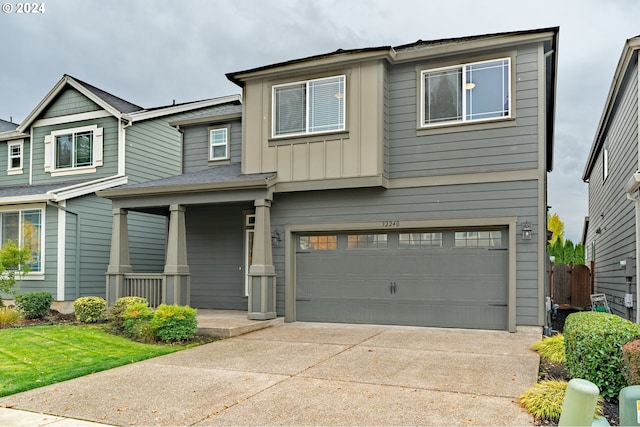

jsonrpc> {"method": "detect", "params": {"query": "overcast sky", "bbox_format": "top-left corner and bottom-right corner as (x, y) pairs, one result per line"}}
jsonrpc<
(1, 0), (638, 241)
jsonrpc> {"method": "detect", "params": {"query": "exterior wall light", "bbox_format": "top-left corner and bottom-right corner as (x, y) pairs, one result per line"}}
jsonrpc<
(522, 221), (532, 240)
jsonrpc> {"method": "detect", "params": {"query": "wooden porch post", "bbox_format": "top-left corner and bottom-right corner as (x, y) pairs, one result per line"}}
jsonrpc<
(106, 208), (132, 305)
(163, 204), (191, 306)
(248, 199), (277, 320)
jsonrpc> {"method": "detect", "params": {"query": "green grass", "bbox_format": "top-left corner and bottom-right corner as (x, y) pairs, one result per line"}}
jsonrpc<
(0, 325), (188, 397)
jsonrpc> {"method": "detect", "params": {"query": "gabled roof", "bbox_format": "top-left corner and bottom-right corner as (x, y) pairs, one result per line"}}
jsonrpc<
(17, 75), (242, 132)
(583, 35), (640, 181)
(0, 175), (128, 204)
(0, 118), (18, 133)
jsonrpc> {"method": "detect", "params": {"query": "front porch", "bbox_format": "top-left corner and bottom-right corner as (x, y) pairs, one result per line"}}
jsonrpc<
(196, 309), (283, 338)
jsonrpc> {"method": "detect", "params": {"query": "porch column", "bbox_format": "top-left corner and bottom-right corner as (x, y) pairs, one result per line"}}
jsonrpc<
(163, 204), (190, 306)
(106, 208), (132, 305)
(248, 199), (277, 320)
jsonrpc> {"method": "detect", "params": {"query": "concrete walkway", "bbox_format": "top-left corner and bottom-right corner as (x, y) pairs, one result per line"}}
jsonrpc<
(0, 322), (541, 426)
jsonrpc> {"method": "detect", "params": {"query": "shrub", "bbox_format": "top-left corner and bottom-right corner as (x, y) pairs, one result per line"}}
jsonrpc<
(518, 380), (603, 422)
(623, 340), (640, 385)
(0, 306), (21, 328)
(73, 296), (106, 323)
(15, 292), (53, 319)
(106, 296), (149, 332)
(152, 304), (197, 342)
(564, 311), (640, 399)
(530, 333), (565, 364)
(122, 302), (154, 339)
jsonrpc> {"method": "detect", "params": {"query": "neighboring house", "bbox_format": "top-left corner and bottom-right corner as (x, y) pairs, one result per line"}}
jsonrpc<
(100, 27), (559, 332)
(0, 74), (241, 309)
(582, 35), (640, 322)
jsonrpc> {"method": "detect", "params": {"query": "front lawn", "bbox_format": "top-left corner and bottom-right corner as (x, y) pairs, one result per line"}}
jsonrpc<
(0, 325), (188, 397)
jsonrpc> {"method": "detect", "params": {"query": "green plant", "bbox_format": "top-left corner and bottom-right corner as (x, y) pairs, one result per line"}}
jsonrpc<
(564, 311), (640, 399)
(623, 340), (640, 385)
(152, 304), (197, 342)
(15, 292), (53, 319)
(106, 296), (149, 332)
(530, 333), (566, 364)
(518, 380), (603, 422)
(122, 302), (154, 339)
(0, 240), (32, 297)
(0, 306), (21, 328)
(73, 296), (107, 323)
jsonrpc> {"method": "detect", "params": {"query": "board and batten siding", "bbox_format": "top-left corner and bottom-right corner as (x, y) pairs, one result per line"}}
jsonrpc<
(586, 61), (639, 319)
(31, 116), (120, 185)
(386, 43), (540, 179)
(186, 204), (249, 310)
(270, 180), (541, 325)
(41, 88), (101, 119)
(182, 119), (242, 173)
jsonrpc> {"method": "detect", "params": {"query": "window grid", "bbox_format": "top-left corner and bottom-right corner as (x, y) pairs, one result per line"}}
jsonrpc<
(209, 128), (228, 160)
(399, 232), (443, 248)
(299, 235), (337, 251)
(347, 234), (388, 249)
(454, 230), (503, 248)
(8, 143), (21, 169)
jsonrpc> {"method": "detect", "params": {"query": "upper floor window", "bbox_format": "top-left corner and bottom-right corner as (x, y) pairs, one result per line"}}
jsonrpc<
(44, 124), (103, 176)
(272, 75), (345, 138)
(421, 58), (510, 127)
(7, 140), (23, 174)
(0, 208), (43, 274)
(209, 127), (229, 161)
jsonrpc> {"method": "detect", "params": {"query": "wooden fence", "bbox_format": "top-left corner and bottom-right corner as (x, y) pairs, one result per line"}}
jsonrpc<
(550, 262), (593, 308)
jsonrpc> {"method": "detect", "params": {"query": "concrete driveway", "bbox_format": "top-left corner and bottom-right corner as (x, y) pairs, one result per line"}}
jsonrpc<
(0, 322), (540, 426)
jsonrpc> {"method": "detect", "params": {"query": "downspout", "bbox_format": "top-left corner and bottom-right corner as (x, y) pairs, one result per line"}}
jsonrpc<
(47, 201), (81, 299)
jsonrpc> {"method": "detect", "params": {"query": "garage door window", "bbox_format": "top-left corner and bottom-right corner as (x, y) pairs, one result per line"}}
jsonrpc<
(299, 235), (337, 250)
(399, 232), (442, 248)
(347, 234), (387, 249)
(455, 230), (502, 248)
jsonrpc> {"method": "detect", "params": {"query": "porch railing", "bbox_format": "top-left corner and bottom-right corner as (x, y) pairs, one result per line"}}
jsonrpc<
(123, 273), (163, 308)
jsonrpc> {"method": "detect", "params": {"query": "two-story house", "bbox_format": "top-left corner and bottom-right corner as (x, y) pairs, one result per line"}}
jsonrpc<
(100, 27), (559, 332)
(0, 74), (241, 311)
(582, 35), (640, 322)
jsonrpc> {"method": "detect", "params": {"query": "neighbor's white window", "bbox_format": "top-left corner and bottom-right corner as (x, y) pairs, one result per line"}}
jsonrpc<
(273, 75), (345, 137)
(421, 58), (510, 126)
(44, 124), (103, 175)
(0, 209), (43, 273)
(209, 127), (229, 161)
(8, 140), (23, 173)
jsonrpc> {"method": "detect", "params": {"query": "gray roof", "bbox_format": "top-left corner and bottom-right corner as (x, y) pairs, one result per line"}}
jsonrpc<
(68, 74), (144, 114)
(0, 180), (91, 198)
(0, 119), (18, 133)
(112, 163), (275, 191)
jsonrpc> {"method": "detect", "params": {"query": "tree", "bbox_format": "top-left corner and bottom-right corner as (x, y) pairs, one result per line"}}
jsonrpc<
(547, 213), (565, 245)
(0, 240), (32, 299)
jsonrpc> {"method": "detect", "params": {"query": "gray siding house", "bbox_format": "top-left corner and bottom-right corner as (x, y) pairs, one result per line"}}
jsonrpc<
(0, 75), (241, 309)
(100, 27), (559, 332)
(583, 35), (640, 321)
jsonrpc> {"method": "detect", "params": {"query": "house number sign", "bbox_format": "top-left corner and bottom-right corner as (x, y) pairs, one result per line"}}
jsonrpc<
(382, 220), (400, 228)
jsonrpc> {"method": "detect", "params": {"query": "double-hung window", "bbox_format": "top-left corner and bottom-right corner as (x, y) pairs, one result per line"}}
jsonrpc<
(273, 75), (345, 137)
(7, 140), (23, 173)
(44, 124), (103, 175)
(0, 209), (43, 273)
(209, 127), (229, 161)
(421, 58), (510, 127)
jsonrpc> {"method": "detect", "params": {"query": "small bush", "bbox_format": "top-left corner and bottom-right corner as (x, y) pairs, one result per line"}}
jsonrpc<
(564, 311), (640, 399)
(531, 333), (565, 364)
(122, 302), (154, 339)
(15, 292), (53, 319)
(73, 296), (106, 323)
(518, 380), (603, 422)
(0, 306), (21, 328)
(152, 304), (197, 342)
(106, 296), (149, 332)
(623, 340), (640, 385)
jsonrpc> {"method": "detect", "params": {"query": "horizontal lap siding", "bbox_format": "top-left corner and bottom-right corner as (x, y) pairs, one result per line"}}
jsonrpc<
(42, 88), (101, 118)
(271, 181), (541, 325)
(586, 62), (639, 318)
(387, 44), (539, 179)
(1, 139), (30, 186)
(182, 120), (242, 173)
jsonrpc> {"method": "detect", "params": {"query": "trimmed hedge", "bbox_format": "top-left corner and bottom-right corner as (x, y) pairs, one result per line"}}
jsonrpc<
(623, 340), (640, 385)
(152, 304), (197, 342)
(564, 311), (640, 399)
(107, 296), (149, 333)
(74, 296), (106, 323)
(15, 292), (53, 319)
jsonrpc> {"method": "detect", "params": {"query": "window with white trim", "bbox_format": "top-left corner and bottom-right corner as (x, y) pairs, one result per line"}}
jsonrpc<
(209, 127), (229, 161)
(0, 209), (43, 273)
(421, 58), (510, 127)
(7, 140), (23, 173)
(273, 75), (345, 137)
(44, 124), (103, 174)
